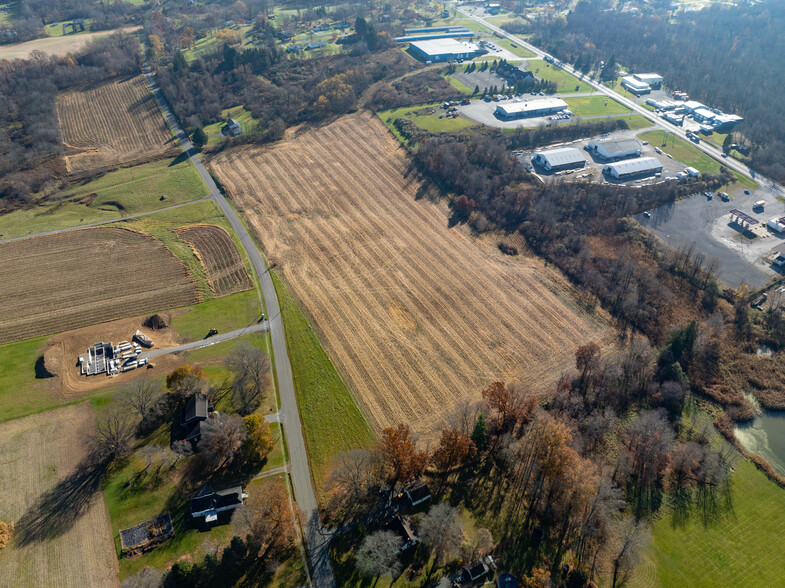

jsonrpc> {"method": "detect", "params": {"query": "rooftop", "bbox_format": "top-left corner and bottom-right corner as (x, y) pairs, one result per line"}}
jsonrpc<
(621, 76), (650, 90)
(191, 486), (245, 516)
(497, 97), (568, 114)
(593, 138), (641, 154)
(633, 72), (663, 81)
(533, 147), (586, 166)
(408, 38), (480, 55)
(183, 393), (209, 424)
(605, 157), (662, 174)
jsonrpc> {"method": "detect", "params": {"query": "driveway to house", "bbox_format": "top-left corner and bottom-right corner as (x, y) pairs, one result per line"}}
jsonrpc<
(139, 322), (269, 361)
(143, 67), (336, 588)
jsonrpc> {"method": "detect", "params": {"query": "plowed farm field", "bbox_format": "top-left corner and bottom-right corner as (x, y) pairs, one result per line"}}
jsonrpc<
(176, 224), (253, 296)
(56, 75), (177, 173)
(0, 405), (119, 587)
(212, 112), (612, 433)
(0, 227), (199, 344)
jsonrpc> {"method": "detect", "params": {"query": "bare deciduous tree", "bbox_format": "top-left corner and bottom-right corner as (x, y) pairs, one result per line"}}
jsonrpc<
(199, 414), (247, 470)
(94, 407), (135, 461)
(225, 342), (271, 415)
(122, 378), (163, 422)
(326, 449), (385, 520)
(610, 516), (651, 588)
(355, 530), (401, 579)
(419, 503), (464, 564)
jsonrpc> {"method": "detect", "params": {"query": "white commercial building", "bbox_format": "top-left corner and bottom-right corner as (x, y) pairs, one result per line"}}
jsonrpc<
(587, 138), (642, 160)
(633, 73), (663, 89)
(768, 218), (785, 234)
(621, 76), (651, 94)
(604, 157), (663, 179)
(531, 147), (586, 171)
(682, 100), (706, 114)
(408, 38), (480, 62)
(495, 97), (567, 120)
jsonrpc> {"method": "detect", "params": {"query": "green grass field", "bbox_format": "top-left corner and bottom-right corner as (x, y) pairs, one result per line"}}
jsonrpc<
(271, 270), (375, 500)
(43, 19), (92, 37)
(638, 129), (758, 190)
(631, 459), (785, 587)
(444, 74), (474, 95)
(203, 106), (262, 146)
(565, 95), (632, 116)
(494, 37), (536, 58)
(378, 102), (477, 135)
(170, 290), (261, 342)
(0, 2), (18, 25)
(0, 157), (206, 240)
(527, 61), (594, 93)
(613, 114), (655, 130)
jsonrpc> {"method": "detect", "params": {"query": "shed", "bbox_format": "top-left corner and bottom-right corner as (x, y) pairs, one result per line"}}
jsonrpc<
(531, 147), (586, 171)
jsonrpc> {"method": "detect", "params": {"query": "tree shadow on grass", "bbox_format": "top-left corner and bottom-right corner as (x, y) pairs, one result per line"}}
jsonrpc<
(14, 452), (110, 547)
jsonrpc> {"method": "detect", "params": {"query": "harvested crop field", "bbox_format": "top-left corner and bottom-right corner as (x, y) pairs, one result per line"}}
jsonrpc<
(0, 405), (119, 587)
(176, 224), (253, 296)
(0, 227), (199, 344)
(212, 112), (612, 433)
(56, 75), (177, 173)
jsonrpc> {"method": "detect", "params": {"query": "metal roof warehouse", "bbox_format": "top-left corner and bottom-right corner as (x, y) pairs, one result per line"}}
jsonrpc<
(407, 38), (480, 61)
(587, 138), (642, 160)
(495, 97), (568, 120)
(531, 147), (586, 171)
(604, 157), (663, 179)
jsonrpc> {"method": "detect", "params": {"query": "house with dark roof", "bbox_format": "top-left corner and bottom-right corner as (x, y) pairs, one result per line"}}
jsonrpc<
(181, 393), (210, 442)
(190, 485), (247, 523)
(404, 481), (431, 507)
(382, 516), (418, 552)
(223, 118), (241, 136)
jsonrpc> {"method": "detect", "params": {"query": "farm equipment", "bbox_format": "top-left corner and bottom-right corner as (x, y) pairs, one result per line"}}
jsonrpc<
(206, 328), (218, 338)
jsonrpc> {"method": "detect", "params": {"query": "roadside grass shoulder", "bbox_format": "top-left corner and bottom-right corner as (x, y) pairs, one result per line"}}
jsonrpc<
(494, 37), (536, 58)
(0, 156), (206, 240)
(565, 95), (632, 116)
(638, 129), (758, 190)
(631, 459), (785, 587)
(271, 270), (375, 499)
(527, 61), (593, 93)
(378, 102), (477, 134)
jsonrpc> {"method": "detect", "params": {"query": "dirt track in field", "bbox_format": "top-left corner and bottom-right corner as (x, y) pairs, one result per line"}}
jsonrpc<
(211, 112), (613, 434)
(0, 405), (119, 587)
(0, 227), (199, 344)
(56, 74), (177, 173)
(176, 224), (253, 297)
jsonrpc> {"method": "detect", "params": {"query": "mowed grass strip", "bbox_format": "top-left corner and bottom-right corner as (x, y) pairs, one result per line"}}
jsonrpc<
(378, 102), (477, 133)
(565, 95), (632, 116)
(638, 129), (758, 189)
(272, 270), (375, 497)
(631, 459), (785, 587)
(527, 61), (594, 93)
(0, 156), (207, 240)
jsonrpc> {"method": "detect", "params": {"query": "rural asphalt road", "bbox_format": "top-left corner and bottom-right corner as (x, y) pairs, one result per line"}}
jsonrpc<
(143, 68), (335, 587)
(139, 322), (269, 361)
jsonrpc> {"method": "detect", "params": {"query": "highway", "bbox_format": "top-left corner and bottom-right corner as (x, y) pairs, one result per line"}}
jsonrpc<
(143, 68), (336, 587)
(454, 4), (783, 198)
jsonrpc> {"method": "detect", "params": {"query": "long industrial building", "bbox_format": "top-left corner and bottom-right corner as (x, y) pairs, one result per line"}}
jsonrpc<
(586, 138), (641, 161)
(407, 38), (480, 62)
(621, 76), (651, 95)
(604, 157), (663, 179)
(495, 97), (568, 120)
(632, 73), (663, 89)
(531, 148), (586, 172)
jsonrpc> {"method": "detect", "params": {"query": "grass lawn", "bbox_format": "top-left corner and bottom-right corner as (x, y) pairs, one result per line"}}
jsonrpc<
(183, 26), (253, 61)
(565, 95), (632, 116)
(43, 19), (91, 37)
(203, 106), (262, 146)
(271, 270), (375, 500)
(0, 156), (206, 240)
(527, 62), (593, 93)
(631, 459), (785, 587)
(0, 2), (18, 25)
(494, 37), (536, 58)
(638, 129), (758, 190)
(612, 114), (655, 130)
(444, 74), (474, 96)
(170, 290), (262, 341)
(378, 103), (477, 134)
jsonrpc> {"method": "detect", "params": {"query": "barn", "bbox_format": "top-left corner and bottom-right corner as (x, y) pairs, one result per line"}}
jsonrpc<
(531, 148), (586, 171)
(604, 157), (663, 179)
(587, 138), (642, 160)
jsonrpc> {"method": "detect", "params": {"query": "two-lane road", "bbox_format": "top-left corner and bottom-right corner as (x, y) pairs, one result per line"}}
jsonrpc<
(143, 69), (335, 587)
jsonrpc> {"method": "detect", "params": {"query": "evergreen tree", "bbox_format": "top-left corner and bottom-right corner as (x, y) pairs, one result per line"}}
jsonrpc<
(473, 84), (480, 95)
(192, 127), (207, 149)
(471, 413), (487, 451)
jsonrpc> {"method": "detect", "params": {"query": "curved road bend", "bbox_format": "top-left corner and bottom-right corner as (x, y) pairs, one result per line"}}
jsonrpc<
(143, 68), (336, 587)
(455, 5), (783, 198)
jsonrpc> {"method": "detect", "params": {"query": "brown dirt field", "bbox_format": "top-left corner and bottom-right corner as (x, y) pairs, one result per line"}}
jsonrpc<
(0, 405), (119, 587)
(211, 112), (614, 434)
(56, 75), (177, 173)
(0, 27), (141, 61)
(43, 313), (185, 401)
(176, 224), (253, 297)
(0, 227), (199, 345)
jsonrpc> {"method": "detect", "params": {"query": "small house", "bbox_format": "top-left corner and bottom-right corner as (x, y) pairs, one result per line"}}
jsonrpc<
(190, 486), (247, 523)
(382, 516), (418, 552)
(181, 393), (210, 442)
(223, 118), (241, 136)
(404, 481), (431, 506)
(463, 560), (490, 582)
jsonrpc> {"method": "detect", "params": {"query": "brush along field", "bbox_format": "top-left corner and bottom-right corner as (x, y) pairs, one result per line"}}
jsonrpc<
(212, 112), (612, 433)
(176, 224), (253, 296)
(0, 227), (199, 344)
(0, 405), (119, 587)
(56, 75), (177, 173)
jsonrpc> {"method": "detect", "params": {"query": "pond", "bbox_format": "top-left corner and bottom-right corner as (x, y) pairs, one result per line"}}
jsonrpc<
(735, 411), (785, 477)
